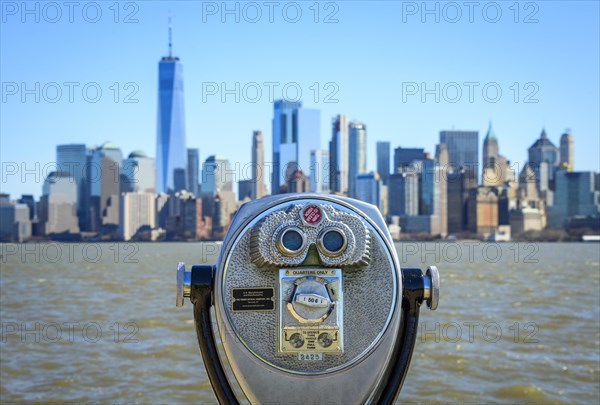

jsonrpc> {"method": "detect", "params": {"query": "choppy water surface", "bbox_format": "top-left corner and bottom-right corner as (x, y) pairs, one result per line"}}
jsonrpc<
(1, 242), (599, 404)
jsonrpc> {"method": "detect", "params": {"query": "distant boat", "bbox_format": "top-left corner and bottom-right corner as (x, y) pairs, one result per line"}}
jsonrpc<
(582, 235), (600, 242)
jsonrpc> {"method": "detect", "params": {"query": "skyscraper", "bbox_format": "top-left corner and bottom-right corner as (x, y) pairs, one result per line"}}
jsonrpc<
(348, 121), (367, 198)
(528, 129), (559, 182)
(251, 130), (267, 199)
(57, 144), (87, 228)
(393, 147), (425, 173)
(482, 122), (499, 170)
(329, 114), (349, 194)
(287, 170), (311, 193)
(548, 169), (599, 227)
(517, 163), (540, 205)
(388, 171), (419, 217)
(155, 192), (170, 229)
(271, 100), (320, 194)
(356, 172), (381, 207)
(560, 130), (574, 170)
(310, 149), (330, 193)
(0, 201), (31, 242)
(446, 167), (469, 234)
(200, 155), (236, 228)
(164, 190), (211, 240)
(156, 22), (187, 194)
(481, 123), (512, 186)
(439, 130), (479, 181)
(272, 100), (300, 193)
(17, 195), (35, 220)
(39, 171), (80, 235)
(201, 155), (233, 198)
(297, 108), (321, 182)
(466, 187), (499, 236)
(122, 151), (156, 194)
(238, 180), (253, 201)
(435, 144), (448, 238)
(119, 192), (156, 241)
(85, 142), (122, 232)
(418, 158), (438, 216)
(528, 129), (559, 208)
(376, 141), (391, 185)
(187, 148), (199, 195)
(56, 144), (87, 195)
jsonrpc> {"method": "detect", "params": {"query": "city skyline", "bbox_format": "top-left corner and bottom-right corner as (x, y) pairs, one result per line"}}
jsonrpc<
(0, 103), (585, 199)
(2, 96), (597, 242)
(2, 2), (599, 199)
(0, 113), (588, 199)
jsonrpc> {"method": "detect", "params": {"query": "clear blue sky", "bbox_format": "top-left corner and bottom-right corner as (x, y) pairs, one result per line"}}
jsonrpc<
(1, 0), (599, 198)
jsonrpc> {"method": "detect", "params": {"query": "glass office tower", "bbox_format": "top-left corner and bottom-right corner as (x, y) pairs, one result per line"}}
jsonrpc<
(376, 141), (391, 185)
(329, 114), (349, 194)
(272, 100), (302, 193)
(348, 121), (367, 198)
(187, 148), (199, 195)
(439, 130), (479, 181)
(271, 100), (320, 194)
(156, 46), (187, 194)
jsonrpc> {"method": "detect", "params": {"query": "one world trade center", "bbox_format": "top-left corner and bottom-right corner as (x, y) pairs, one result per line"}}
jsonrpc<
(156, 21), (187, 194)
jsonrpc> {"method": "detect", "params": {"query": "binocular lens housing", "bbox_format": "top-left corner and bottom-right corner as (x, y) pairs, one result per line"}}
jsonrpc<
(318, 227), (347, 256)
(277, 227), (306, 256)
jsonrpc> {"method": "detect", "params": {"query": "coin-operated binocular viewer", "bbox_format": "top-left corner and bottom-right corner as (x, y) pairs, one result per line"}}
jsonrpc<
(176, 194), (439, 404)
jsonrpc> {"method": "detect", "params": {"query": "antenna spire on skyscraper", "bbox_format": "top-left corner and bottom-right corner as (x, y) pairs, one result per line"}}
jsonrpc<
(168, 12), (172, 58)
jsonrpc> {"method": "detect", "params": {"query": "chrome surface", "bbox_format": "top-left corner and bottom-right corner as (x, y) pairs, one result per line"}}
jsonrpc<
(425, 265), (440, 310)
(423, 273), (431, 299)
(176, 262), (191, 307)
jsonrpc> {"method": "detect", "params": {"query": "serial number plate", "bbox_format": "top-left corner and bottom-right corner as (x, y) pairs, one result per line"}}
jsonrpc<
(298, 352), (323, 361)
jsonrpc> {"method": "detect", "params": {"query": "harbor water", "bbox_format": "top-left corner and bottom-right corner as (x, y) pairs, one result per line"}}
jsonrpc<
(1, 242), (599, 404)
